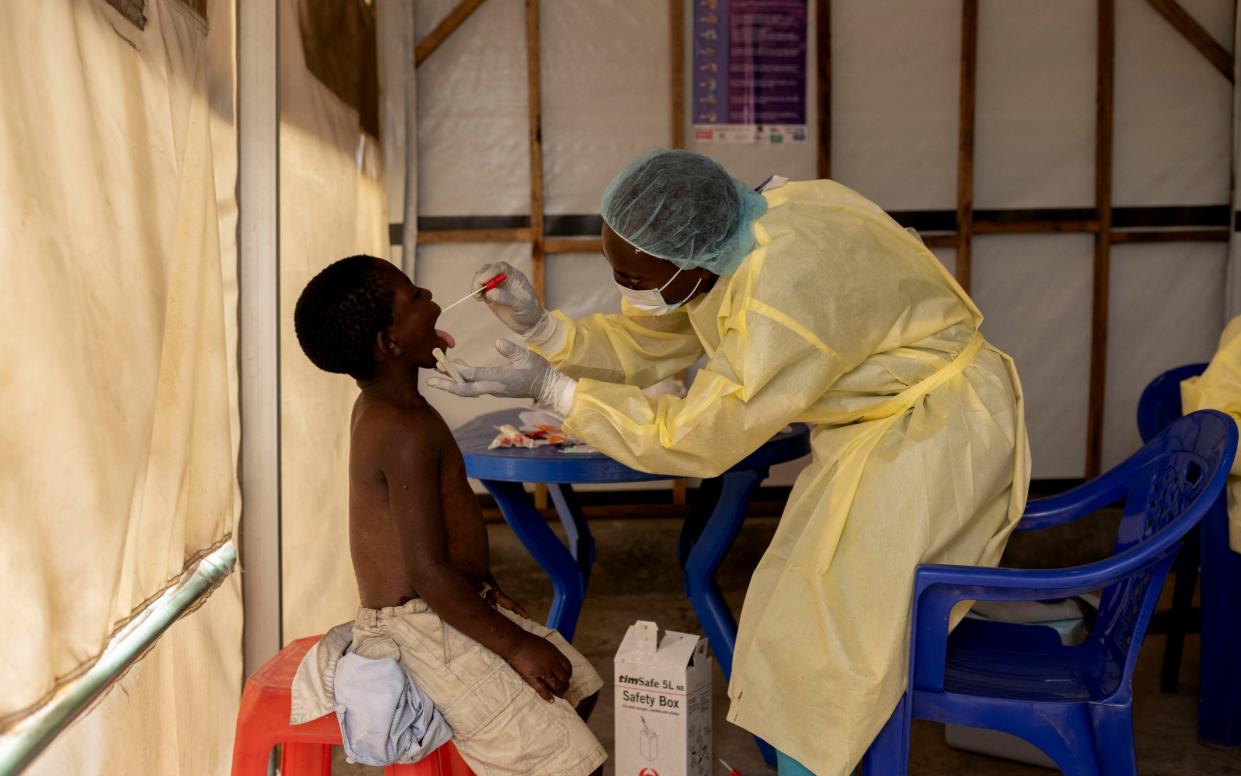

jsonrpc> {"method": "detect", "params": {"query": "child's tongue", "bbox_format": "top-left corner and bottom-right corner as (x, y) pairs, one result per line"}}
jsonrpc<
(436, 329), (456, 349)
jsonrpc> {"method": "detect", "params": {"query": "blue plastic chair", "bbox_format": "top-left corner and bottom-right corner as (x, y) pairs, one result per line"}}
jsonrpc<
(853, 410), (1237, 776)
(1136, 363), (1207, 692)
(1136, 363), (1208, 443)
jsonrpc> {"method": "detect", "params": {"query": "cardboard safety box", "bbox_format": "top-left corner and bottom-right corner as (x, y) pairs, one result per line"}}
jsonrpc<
(614, 621), (713, 776)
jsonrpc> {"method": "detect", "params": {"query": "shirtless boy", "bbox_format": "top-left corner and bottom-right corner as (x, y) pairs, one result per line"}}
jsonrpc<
(293, 255), (605, 775)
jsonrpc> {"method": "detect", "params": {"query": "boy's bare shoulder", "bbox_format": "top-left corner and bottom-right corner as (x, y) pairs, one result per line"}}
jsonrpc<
(351, 395), (447, 461)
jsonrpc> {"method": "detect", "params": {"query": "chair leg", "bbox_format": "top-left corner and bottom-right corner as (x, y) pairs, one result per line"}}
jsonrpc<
(933, 699), (1099, 776)
(281, 742), (333, 775)
(1090, 704), (1137, 776)
(1034, 730), (1102, 776)
(858, 695), (909, 776)
(1199, 497), (1241, 745)
(230, 735), (276, 776)
(1161, 536), (1200, 693)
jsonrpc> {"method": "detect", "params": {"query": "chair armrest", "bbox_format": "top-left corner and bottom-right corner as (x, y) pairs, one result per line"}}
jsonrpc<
(908, 523), (1196, 693)
(1015, 466), (1129, 533)
(907, 562), (1120, 693)
(911, 482), (1207, 692)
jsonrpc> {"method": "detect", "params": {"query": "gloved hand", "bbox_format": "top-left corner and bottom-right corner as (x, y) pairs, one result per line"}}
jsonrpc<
(472, 262), (555, 342)
(427, 340), (576, 414)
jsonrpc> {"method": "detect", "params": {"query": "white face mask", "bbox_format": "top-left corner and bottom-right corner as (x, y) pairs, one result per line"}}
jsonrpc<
(615, 266), (702, 315)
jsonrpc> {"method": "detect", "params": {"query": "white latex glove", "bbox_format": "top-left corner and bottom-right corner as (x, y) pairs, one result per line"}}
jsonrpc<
(427, 340), (576, 414)
(472, 262), (556, 343)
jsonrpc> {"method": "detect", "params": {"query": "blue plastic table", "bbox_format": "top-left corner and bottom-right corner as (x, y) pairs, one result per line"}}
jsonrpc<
(454, 408), (810, 675)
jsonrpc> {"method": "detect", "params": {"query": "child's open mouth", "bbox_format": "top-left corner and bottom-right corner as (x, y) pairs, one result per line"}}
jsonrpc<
(435, 329), (456, 350)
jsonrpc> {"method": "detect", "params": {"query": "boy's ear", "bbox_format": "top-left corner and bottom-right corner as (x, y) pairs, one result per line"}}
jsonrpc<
(376, 327), (403, 359)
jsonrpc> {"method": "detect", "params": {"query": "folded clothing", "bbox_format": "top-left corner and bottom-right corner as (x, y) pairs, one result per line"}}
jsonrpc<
(290, 621), (453, 766)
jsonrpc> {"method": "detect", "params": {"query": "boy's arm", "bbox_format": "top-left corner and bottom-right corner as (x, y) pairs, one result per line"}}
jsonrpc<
(485, 572), (529, 618)
(382, 419), (570, 701)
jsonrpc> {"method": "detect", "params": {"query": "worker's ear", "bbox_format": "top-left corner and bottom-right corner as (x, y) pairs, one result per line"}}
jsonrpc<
(376, 327), (403, 359)
(690, 266), (716, 295)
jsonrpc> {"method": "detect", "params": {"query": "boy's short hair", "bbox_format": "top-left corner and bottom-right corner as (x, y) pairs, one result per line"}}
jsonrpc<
(294, 254), (395, 379)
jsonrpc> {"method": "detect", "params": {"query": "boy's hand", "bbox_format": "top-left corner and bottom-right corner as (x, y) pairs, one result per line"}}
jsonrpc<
(486, 586), (529, 619)
(505, 634), (572, 702)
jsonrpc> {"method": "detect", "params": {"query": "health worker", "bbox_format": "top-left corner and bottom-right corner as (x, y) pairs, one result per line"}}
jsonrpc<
(428, 148), (1031, 775)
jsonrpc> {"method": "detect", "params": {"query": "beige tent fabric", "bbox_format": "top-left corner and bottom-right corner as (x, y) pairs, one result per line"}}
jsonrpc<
(0, 0), (240, 725)
(206, 0), (242, 531)
(26, 573), (243, 776)
(279, 0), (388, 641)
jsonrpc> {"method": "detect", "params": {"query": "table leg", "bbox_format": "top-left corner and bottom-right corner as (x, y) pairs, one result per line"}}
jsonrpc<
(678, 476), (723, 569)
(482, 479), (588, 642)
(683, 468), (765, 677)
(682, 467), (777, 766)
(548, 483), (596, 586)
(1200, 496), (1241, 746)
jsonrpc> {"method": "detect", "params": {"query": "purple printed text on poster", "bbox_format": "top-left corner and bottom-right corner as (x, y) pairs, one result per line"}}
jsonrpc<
(692, 0), (808, 143)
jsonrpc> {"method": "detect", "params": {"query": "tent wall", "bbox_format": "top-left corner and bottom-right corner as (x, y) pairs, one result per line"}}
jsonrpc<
(1, 0), (242, 770)
(404, 0), (1235, 487)
(277, 0), (391, 640)
(26, 575), (243, 775)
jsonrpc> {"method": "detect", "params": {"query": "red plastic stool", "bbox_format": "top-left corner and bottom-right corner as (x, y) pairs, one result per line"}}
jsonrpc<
(231, 636), (474, 775)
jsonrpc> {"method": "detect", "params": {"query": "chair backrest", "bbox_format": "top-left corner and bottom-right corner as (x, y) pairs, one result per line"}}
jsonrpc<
(1136, 363), (1208, 443)
(1090, 410), (1234, 698)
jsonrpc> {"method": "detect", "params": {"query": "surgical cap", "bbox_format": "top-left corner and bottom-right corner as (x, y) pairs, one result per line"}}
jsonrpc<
(600, 149), (768, 276)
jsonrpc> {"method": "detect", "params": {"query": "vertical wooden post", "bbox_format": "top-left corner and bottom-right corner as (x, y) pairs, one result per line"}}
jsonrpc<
(1086, 0), (1115, 478)
(671, 0), (685, 149)
(817, 0), (831, 178)
(672, 0), (689, 507)
(525, 0), (546, 303)
(526, 0), (549, 510)
(955, 0), (978, 293)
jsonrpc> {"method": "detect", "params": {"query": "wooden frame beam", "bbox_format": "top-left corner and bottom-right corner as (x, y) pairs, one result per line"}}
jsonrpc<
(1086, 0), (1116, 478)
(955, 0), (978, 293)
(973, 219), (1099, 235)
(545, 238), (605, 255)
(414, 0), (488, 67)
(1110, 228), (1229, 243)
(525, 0), (550, 511)
(817, 0), (831, 178)
(922, 226), (1226, 247)
(417, 227), (533, 244)
(670, 0), (687, 505)
(1146, 0), (1233, 81)
(671, 0), (685, 149)
(922, 234), (958, 249)
(526, 0), (546, 303)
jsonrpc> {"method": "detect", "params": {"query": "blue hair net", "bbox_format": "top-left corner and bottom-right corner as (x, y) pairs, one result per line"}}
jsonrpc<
(600, 149), (768, 276)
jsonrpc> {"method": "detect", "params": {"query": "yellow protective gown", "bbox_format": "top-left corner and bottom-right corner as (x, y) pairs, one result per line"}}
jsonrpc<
(1181, 314), (1241, 553)
(532, 179), (1030, 775)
